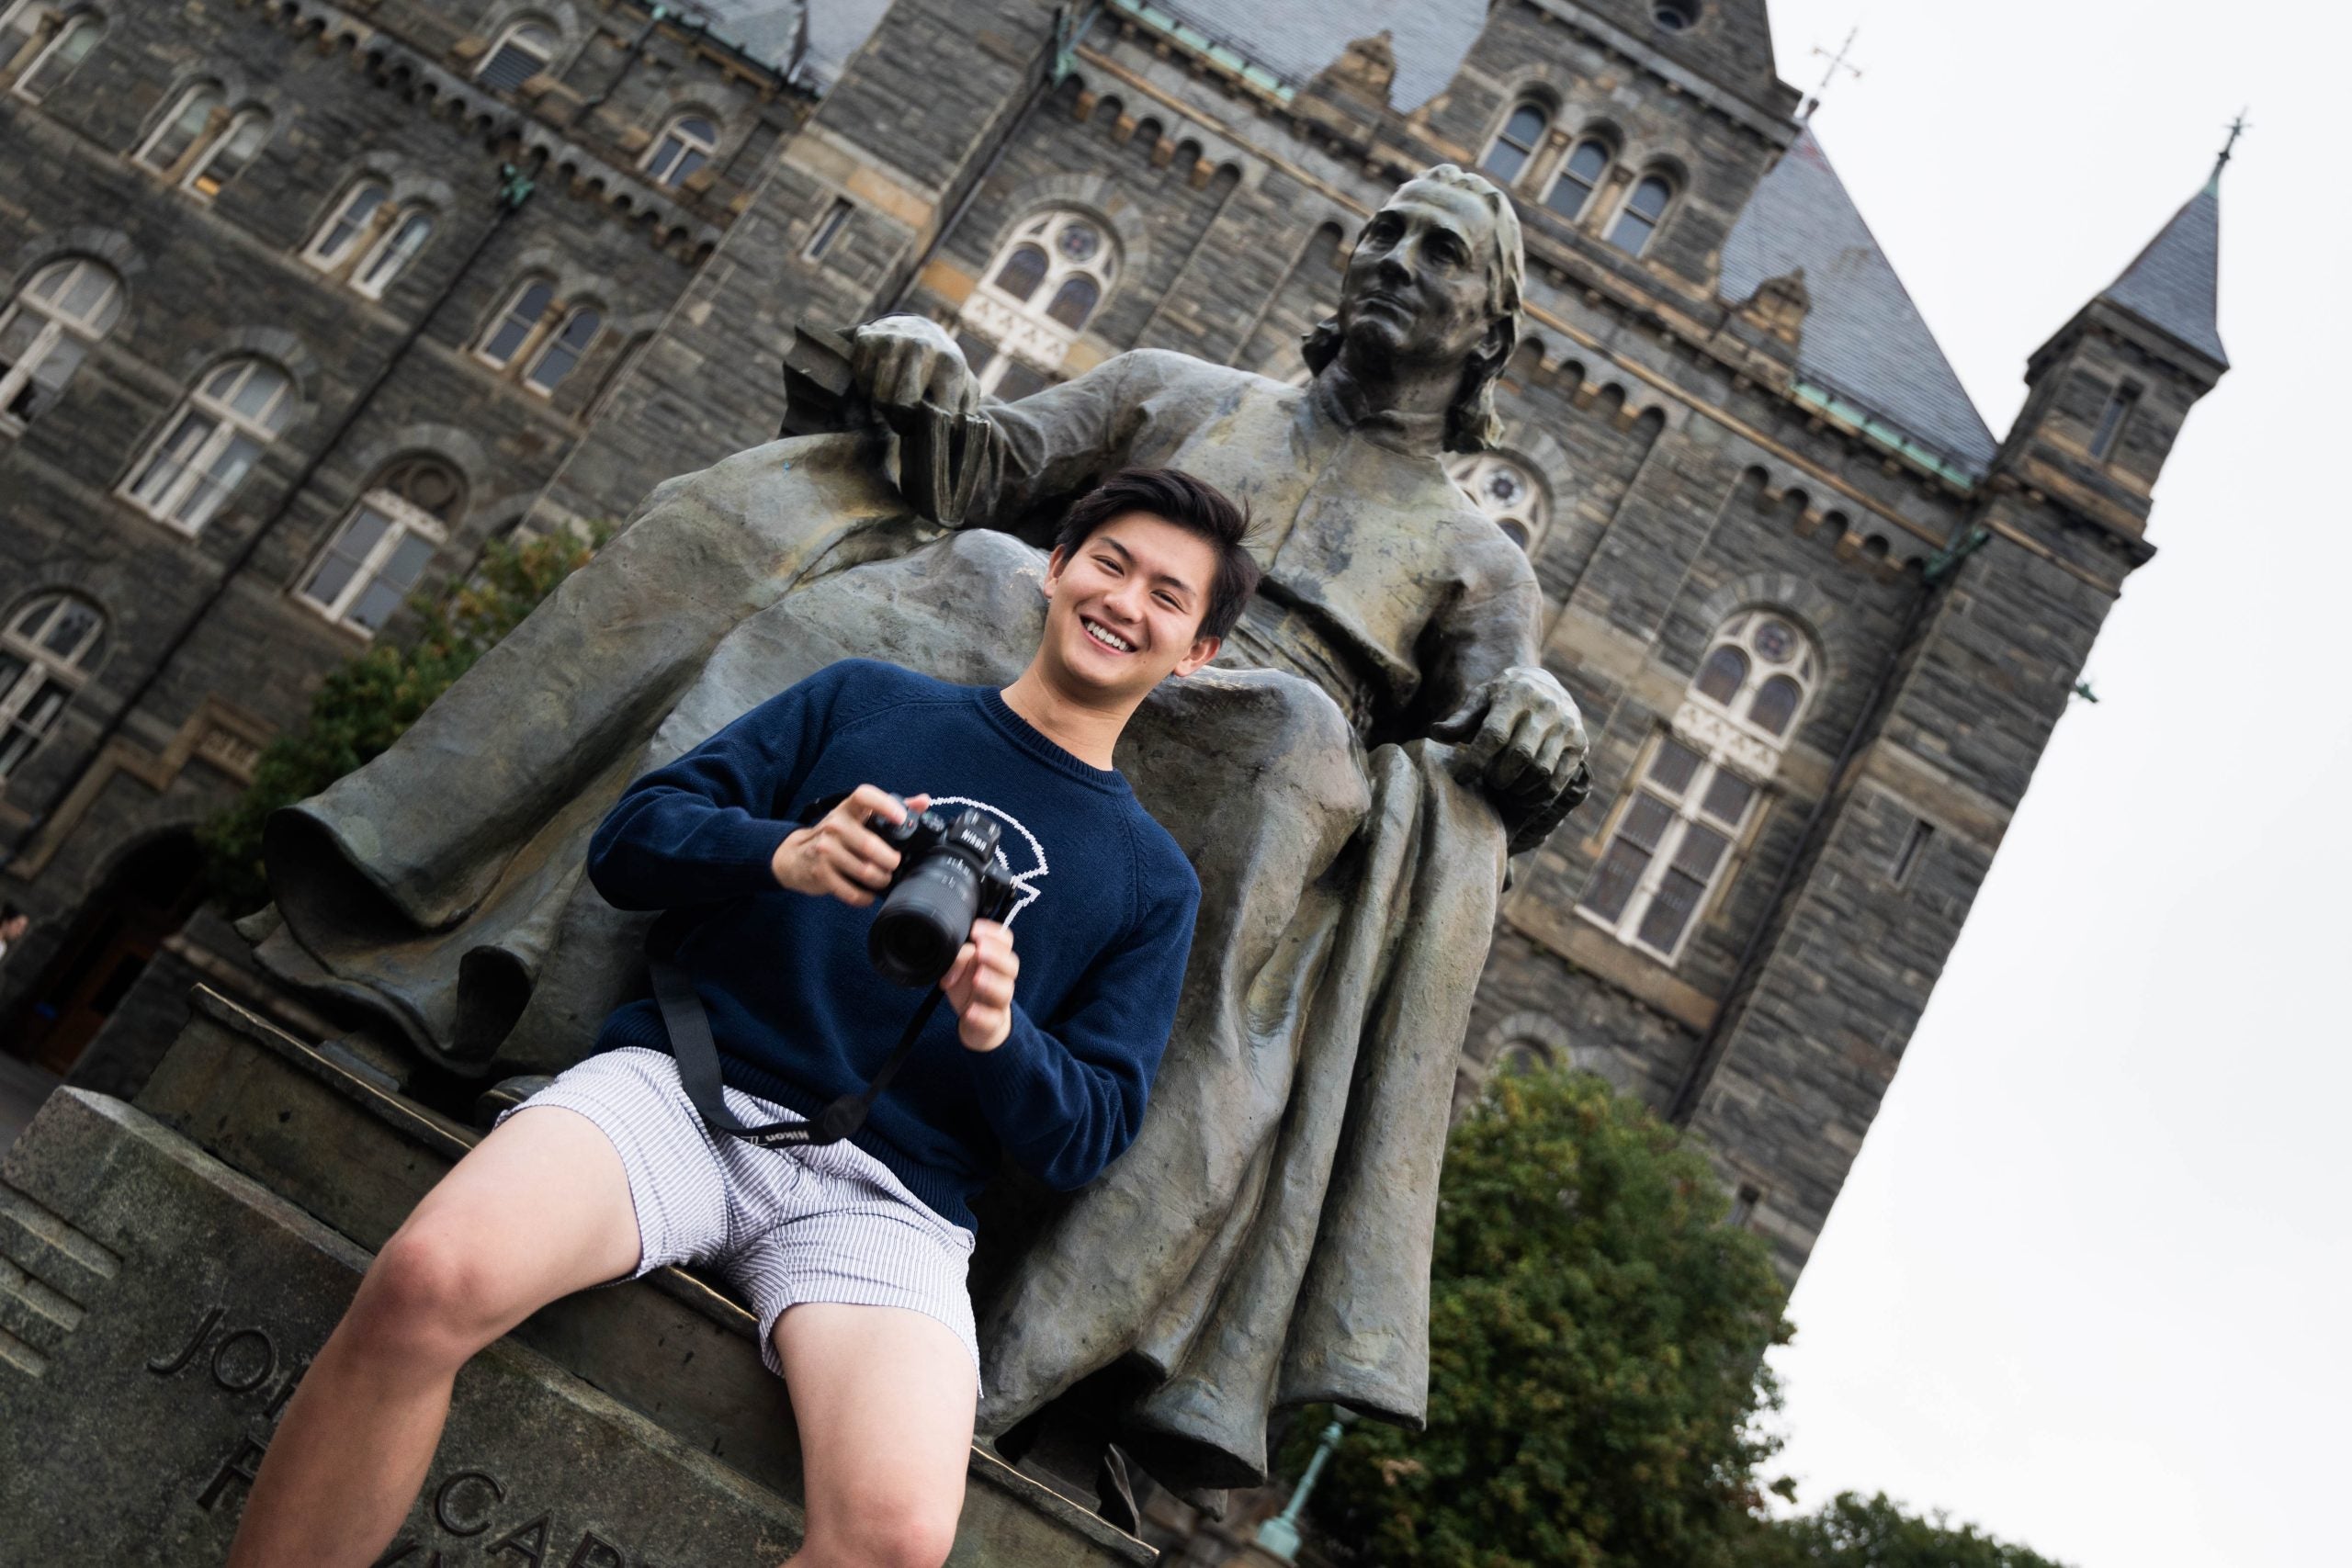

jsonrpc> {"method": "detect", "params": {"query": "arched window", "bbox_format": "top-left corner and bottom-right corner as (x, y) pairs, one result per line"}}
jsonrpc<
(475, 277), (555, 368)
(524, 305), (600, 394)
(183, 107), (269, 199)
(0, 256), (124, 428)
(0, 592), (107, 780)
(354, 208), (434, 298)
(1449, 452), (1551, 553)
(954, 209), (1118, 398)
(1481, 103), (1547, 185)
(1544, 138), (1611, 221)
(13, 11), (103, 101)
(305, 181), (390, 269)
(1607, 174), (1674, 255)
(121, 355), (293, 532)
(136, 82), (224, 172)
(297, 457), (464, 634)
(1577, 612), (1818, 963)
(643, 114), (718, 188)
(477, 18), (557, 90)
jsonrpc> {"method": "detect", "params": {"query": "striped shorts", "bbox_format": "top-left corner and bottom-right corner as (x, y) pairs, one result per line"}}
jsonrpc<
(503, 1046), (979, 1383)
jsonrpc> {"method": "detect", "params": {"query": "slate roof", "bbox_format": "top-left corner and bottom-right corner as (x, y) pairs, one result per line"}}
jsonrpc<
(700, 0), (892, 88)
(1721, 127), (1998, 479)
(2098, 175), (2228, 367)
(1141, 0), (1487, 111)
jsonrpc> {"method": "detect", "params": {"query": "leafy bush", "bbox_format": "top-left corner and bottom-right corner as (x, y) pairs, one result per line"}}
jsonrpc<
(1748, 1492), (2073, 1568)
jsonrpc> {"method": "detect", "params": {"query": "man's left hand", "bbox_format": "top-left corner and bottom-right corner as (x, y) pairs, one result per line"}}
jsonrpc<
(1430, 665), (1590, 807)
(941, 919), (1019, 1052)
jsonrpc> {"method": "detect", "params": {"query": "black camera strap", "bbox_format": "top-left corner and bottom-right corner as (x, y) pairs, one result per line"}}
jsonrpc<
(651, 959), (946, 1150)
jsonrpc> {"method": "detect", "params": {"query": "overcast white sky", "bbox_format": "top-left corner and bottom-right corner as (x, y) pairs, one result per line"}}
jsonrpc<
(1747, 3), (2349, 1563)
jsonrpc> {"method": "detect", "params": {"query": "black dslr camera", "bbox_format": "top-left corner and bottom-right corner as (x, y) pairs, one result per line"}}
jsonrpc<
(865, 796), (1018, 987)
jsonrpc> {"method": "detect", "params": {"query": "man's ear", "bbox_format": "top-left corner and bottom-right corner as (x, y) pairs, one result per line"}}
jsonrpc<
(1042, 544), (1068, 598)
(1172, 634), (1220, 679)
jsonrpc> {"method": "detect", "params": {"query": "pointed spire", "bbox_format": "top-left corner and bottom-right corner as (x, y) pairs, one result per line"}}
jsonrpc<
(2098, 141), (2229, 368)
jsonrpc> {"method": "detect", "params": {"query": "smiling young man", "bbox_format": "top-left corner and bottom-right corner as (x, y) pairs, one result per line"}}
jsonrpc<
(228, 469), (1259, 1568)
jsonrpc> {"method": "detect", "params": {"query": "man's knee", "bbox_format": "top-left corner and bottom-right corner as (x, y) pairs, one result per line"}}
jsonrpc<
(805, 1500), (959, 1568)
(346, 1219), (511, 1368)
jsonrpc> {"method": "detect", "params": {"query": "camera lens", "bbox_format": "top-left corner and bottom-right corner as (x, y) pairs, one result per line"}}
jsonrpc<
(868, 855), (982, 987)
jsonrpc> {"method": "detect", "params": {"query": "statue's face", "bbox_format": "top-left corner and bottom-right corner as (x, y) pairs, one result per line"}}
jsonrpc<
(1337, 183), (1505, 376)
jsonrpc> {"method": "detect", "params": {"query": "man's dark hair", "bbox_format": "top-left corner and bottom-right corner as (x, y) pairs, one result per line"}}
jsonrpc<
(1, 902), (21, 921)
(1053, 468), (1261, 641)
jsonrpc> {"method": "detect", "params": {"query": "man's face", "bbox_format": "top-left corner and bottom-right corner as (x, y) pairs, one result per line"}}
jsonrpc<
(1040, 513), (1224, 705)
(1338, 183), (1504, 375)
(1, 916), (25, 943)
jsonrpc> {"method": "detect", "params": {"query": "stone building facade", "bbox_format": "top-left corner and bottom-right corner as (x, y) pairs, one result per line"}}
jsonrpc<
(0, 0), (2226, 1281)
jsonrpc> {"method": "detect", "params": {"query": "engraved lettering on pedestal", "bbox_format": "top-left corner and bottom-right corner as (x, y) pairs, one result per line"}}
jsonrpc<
(210, 1325), (278, 1393)
(435, 1469), (507, 1536)
(491, 1513), (554, 1563)
(198, 1435), (268, 1510)
(567, 1532), (625, 1568)
(148, 1304), (224, 1376)
(0, 1181), (123, 1379)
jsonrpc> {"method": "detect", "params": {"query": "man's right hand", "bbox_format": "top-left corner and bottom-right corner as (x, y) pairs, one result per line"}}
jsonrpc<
(771, 785), (931, 908)
(849, 316), (980, 429)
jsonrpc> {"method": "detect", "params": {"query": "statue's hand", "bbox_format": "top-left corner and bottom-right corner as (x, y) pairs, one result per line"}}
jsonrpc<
(1430, 665), (1590, 809)
(849, 315), (981, 427)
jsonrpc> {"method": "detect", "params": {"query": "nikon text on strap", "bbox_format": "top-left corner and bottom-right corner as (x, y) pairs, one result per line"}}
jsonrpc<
(651, 957), (944, 1148)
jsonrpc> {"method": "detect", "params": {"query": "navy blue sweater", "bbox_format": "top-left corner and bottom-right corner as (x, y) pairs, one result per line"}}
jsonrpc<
(586, 660), (1201, 1231)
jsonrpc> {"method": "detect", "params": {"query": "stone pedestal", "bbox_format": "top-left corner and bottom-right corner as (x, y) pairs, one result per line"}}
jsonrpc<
(0, 987), (1155, 1566)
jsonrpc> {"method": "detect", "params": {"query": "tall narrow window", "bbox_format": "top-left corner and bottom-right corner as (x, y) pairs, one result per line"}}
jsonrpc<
(476, 18), (557, 90)
(183, 107), (269, 199)
(297, 457), (464, 634)
(305, 181), (391, 270)
(475, 278), (554, 368)
(1544, 138), (1611, 220)
(14, 12), (102, 101)
(524, 306), (600, 394)
(1449, 452), (1551, 553)
(1481, 103), (1547, 185)
(2088, 383), (2138, 460)
(1607, 174), (1673, 255)
(801, 197), (854, 261)
(137, 82), (224, 173)
(955, 209), (1118, 397)
(354, 209), (434, 298)
(642, 114), (717, 188)
(0, 592), (107, 780)
(1578, 612), (1818, 963)
(121, 356), (293, 532)
(1891, 817), (1934, 887)
(0, 256), (124, 429)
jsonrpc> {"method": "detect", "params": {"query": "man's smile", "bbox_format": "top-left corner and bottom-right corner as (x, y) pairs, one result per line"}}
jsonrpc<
(1080, 615), (1137, 654)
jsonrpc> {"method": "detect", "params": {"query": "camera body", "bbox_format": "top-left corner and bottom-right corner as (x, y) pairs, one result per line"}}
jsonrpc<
(865, 796), (1018, 987)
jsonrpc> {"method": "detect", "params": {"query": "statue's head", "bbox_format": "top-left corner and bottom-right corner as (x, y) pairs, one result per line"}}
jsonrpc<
(1304, 164), (1524, 453)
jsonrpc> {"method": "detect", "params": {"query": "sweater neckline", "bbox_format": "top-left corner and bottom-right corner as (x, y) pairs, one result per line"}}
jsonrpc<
(976, 687), (1130, 795)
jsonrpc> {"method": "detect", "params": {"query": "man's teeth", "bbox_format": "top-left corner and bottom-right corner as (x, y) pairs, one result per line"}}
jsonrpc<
(1085, 619), (1135, 653)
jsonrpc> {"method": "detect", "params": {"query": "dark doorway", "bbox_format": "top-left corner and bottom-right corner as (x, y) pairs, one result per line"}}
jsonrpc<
(6, 832), (206, 1076)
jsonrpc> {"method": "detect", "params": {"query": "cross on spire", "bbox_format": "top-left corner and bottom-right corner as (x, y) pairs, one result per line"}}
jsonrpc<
(1799, 27), (1863, 121)
(2214, 108), (2250, 182)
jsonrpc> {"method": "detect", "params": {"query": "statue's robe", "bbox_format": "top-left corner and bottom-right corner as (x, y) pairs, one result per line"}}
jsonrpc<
(255, 352), (1577, 1489)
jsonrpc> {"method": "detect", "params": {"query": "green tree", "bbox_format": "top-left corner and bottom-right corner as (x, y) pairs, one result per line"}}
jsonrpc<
(198, 527), (604, 915)
(1747, 1492), (2072, 1568)
(1300, 1067), (1792, 1568)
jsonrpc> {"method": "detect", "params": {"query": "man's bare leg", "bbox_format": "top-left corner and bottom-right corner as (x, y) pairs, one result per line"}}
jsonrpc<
(228, 1107), (643, 1568)
(774, 1303), (978, 1568)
